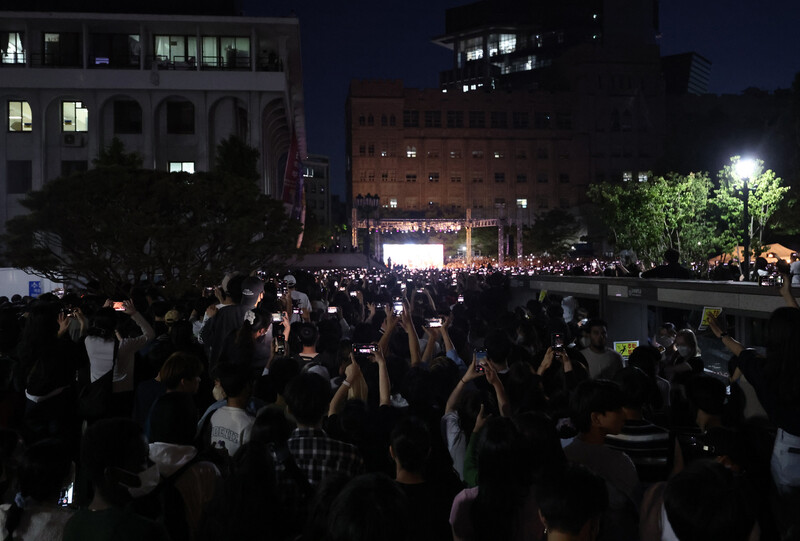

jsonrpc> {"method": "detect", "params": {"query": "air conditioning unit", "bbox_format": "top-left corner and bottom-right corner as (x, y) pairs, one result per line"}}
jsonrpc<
(63, 133), (84, 147)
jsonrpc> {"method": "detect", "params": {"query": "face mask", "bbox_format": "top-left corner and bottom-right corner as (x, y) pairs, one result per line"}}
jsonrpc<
(123, 464), (160, 498)
(656, 336), (674, 348)
(676, 346), (692, 358)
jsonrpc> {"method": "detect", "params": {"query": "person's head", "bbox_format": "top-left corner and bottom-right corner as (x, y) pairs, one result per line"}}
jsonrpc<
(268, 356), (301, 397)
(675, 329), (699, 359)
(18, 439), (72, 503)
(298, 322), (319, 349)
(240, 276), (265, 308)
(214, 363), (252, 401)
(663, 459), (755, 541)
(685, 374), (726, 421)
(484, 330), (512, 367)
(250, 405), (295, 445)
(627, 345), (661, 380)
(81, 418), (150, 507)
(585, 319), (608, 350)
(87, 307), (118, 340)
(537, 464), (608, 540)
(613, 366), (657, 413)
(664, 248), (680, 264)
(159, 351), (203, 392)
(283, 372), (330, 427)
(656, 322), (677, 349)
(327, 473), (409, 541)
(284, 275), (297, 290)
(570, 379), (625, 436)
(389, 417), (430, 475)
(148, 391), (198, 445)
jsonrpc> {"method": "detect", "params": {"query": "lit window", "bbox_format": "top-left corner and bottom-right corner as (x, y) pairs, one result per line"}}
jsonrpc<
(8, 101), (32, 132)
(516, 198), (527, 209)
(499, 34), (516, 54)
(450, 150), (462, 159)
(406, 146), (417, 158)
(62, 101), (88, 132)
(169, 162), (195, 173)
(463, 85), (469, 93)
(622, 171), (633, 182)
(381, 150), (388, 157)
(390, 198), (397, 208)
(493, 151), (504, 159)
(472, 150), (484, 159)
(638, 172), (648, 182)
(2, 32), (25, 64)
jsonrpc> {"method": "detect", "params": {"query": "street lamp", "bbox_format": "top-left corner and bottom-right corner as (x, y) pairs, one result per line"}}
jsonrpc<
(735, 158), (757, 281)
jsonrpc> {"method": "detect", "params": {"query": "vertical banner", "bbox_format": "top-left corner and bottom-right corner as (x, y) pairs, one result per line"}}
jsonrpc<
(281, 133), (305, 248)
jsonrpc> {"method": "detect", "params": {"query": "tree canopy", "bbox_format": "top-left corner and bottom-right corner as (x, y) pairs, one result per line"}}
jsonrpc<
(3, 138), (300, 294)
(587, 171), (716, 265)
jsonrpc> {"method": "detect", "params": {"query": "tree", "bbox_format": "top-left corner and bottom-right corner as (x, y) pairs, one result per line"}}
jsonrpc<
(3, 139), (300, 295)
(713, 156), (789, 261)
(587, 172), (716, 265)
(524, 208), (581, 257)
(93, 136), (143, 169)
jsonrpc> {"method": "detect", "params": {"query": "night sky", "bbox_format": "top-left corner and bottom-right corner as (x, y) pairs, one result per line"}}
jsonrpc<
(242, 0), (800, 198)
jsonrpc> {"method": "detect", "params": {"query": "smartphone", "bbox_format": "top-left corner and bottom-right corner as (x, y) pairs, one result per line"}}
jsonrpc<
(457, 294), (464, 303)
(551, 333), (564, 349)
(349, 291), (358, 297)
(271, 312), (283, 323)
(353, 343), (378, 355)
(425, 317), (442, 328)
(275, 335), (286, 356)
(475, 349), (487, 372)
(392, 299), (404, 315)
(293, 307), (301, 315)
(113, 301), (125, 311)
(327, 306), (338, 314)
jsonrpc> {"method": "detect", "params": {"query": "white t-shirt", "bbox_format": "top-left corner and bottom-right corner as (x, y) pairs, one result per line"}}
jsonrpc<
(289, 289), (312, 323)
(209, 406), (255, 456)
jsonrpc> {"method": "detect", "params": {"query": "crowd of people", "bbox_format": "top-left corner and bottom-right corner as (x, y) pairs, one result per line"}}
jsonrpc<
(0, 263), (798, 540)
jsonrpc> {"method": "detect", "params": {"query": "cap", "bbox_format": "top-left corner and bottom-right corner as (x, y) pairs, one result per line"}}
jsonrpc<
(240, 276), (265, 307)
(283, 274), (297, 287)
(164, 310), (181, 325)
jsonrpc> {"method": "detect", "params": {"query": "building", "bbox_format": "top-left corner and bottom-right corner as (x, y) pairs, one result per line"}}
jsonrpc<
(662, 52), (712, 95)
(303, 154), (331, 227)
(0, 8), (306, 233)
(346, 0), (665, 228)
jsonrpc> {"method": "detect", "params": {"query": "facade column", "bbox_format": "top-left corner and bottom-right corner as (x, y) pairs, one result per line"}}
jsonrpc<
(465, 208), (473, 266)
(497, 221), (504, 266)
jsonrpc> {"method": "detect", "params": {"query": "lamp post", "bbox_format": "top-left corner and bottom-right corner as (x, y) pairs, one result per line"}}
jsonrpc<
(354, 193), (380, 265)
(735, 158), (757, 281)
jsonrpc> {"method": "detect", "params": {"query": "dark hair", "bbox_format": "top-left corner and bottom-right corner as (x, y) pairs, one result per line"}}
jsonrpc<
(18, 439), (72, 502)
(250, 405), (294, 445)
(86, 308), (118, 340)
(327, 473), (409, 541)
(685, 374), (726, 416)
(284, 372), (330, 426)
(628, 345), (661, 380)
(570, 379), (624, 433)
(585, 318), (607, 333)
(613, 366), (657, 411)
(484, 330), (511, 365)
(148, 392), (198, 445)
(472, 417), (529, 541)
(513, 412), (566, 484)
(538, 464), (608, 535)
(159, 352), (203, 390)
(268, 356), (301, 396)
(390, 417), (430, 474)
(215, 362), (252, 399)
(664, 459), (754, 541)
(81, 418), (148, 507)
(664, 248), (680, 264)
(298, 323), (319, 347)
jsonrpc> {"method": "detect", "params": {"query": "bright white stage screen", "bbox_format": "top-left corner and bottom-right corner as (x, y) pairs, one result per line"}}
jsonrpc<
(383, 244), (443, 269)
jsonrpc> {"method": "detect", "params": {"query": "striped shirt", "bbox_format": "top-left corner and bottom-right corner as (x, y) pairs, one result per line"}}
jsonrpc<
(606, 420), (671, 482)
